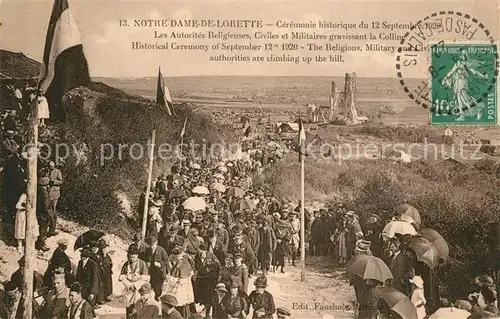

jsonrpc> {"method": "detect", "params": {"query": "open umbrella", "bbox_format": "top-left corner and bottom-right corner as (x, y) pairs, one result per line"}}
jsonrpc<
(382, 221), (417, 238)
(183, 197), (206, 211)
(168, 188), (185, 199)
(375, 287), (418, 319)
(227, 187), (245, 198)
(192, 186), (209, 195)
(346, 255), (393, 283)
(234, 199), (256, 211)
(210, 182), (226, 193)
(419, 228), (450, 261)
(427, 307), (470, 319)
(409, 237), (440, 269)
(74, 229), (105, 250)
(395, 204), (421, 225)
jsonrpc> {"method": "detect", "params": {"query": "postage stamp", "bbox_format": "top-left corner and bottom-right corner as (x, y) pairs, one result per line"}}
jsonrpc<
(395, 11), (499, 123)
(429, 43), (498, 125)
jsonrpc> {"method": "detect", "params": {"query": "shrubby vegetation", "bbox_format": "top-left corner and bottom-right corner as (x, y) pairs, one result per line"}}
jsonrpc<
(263, 155), (500, 299)
(48, 89), (233, 238)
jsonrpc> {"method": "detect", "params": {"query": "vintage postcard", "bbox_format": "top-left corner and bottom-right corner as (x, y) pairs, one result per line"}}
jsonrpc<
(0, 0), (499, 318)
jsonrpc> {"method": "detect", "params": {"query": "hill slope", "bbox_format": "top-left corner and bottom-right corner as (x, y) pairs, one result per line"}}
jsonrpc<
(0, 50), (41, 79)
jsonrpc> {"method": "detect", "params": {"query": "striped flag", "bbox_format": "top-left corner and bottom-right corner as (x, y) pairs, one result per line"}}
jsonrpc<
(156, 67), (176, 116)
(180, 117), (187, 138)
(297, 113), (306, 162)
(39, 0), (90, 108)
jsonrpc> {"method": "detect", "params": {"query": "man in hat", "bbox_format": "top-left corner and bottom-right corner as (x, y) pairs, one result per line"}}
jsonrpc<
(87, 240), (105, 307)
(44, 238), (73, 288)
(246, 219), (261, 275)
(184, 223), (204, 257)
(48, 160), (63, 224)
(364, 214), (383, 258)
(41, 269), (71, 319)
(75, 248), (101, 307)
(230, 253), (249, 294)
(310, 210), (322, 256)
(159, 224), (185, 255)
(389, 237), (414, 296)
(194, 242), (221, 316)
(144, 236), (169, 300)
(277, 307), (292, 319)
(229, 232), (255, 275)
(248, 275), (276, 318)
(274, 213), (292, 273)
(206, 228), (226, 264)
(68, 283), (94, 319)
(160, 294), (183, 319)
(216, 220), (230, 251)
(258, 219), (276, 275)
(211, 283), (228, 319)
(135, 282), (160, 319)
(97, 238), (113, 302)
(131, 232), (150, 262)
(346, 211), (363, 259)
(36, 171), (52, 251)
(222, 280), (249, 318)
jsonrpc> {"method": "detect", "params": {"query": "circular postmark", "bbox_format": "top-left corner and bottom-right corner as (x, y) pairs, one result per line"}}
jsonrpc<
(395, 11), (499, 120)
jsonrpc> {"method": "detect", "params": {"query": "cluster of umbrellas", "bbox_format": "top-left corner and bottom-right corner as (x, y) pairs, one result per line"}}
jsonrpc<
(346, 204), (451, 319)
(382, 204), (449, 269)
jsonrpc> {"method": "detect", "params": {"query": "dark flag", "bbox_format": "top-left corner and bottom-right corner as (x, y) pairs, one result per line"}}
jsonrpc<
(297, 113), (306, 162)
(39, 0), (90, 120)
(156, 67), (176, 116)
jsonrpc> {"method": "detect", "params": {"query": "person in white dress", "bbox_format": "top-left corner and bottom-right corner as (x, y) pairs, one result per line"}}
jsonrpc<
(37, 94), (50, 127)
(410, 275), (427, 319)
(14, 193), (40, 253)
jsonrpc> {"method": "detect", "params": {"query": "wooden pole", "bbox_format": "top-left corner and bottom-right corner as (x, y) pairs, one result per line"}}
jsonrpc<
(179, 136), (184, 167)
(329, 81), (338, 121)
(141, 128), (156, 240)
(300, 153), (306, 282)
(23, 97), (39, 318)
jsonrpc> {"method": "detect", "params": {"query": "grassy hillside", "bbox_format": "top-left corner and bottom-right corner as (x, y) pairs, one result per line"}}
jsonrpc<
(0, 50), (40, 79)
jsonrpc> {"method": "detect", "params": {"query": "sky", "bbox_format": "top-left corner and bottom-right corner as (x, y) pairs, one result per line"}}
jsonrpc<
(1, 0), (499, 78)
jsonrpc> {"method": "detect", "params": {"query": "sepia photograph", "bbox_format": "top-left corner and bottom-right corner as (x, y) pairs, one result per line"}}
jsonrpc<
(0, 0), (499, 318)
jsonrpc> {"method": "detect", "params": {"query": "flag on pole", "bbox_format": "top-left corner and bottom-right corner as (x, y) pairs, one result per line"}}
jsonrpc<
(180, 117), (187, 138)
(156, 67), (176, 116)
(297, 113), (306, 162)
(39, 0), (90, 105)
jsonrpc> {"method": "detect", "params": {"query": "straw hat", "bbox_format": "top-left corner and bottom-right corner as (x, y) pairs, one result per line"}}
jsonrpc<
(214, 283), (228, 292)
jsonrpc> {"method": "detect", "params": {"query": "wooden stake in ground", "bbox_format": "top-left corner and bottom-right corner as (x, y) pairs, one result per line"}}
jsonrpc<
(141, 128), (156, 240)
(300, 153), (306, 282)
(23, 98), (39, 318)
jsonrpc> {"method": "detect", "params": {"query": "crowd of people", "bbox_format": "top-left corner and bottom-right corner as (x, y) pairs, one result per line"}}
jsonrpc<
(1, 83), (499, 319)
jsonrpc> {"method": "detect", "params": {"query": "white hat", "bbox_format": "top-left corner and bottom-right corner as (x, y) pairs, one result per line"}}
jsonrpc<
(410, 275), (424, 289)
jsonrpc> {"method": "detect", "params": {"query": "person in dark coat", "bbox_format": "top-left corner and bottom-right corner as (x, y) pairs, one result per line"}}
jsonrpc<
(364, 214), (383, 258)
(36, 174), (52, 251)
(206, 228), (226, 264)
(218, 254), (234, 289)
(246, 220), (261, 275)
(75, 248), (100, 307)
(273, 214), (291, 273)
(229, 233), (255, 274)
(248, 276), (275, 319)
(194, 243), (221, 315)
(144, 236), (169, 300)
(222, 281), (249, 318)
(68, 283), (94, 319)
(44, 238), (74, 288)
(2, 151), (26, 244)
(159, 224), (185, 255)
(211, 283), (229, 319)
(389, 238), (414, 296)
(310, 211), (322, 256)
(131, 233), (150, 262)
(258, 220), (276, 275)
(98, 239), (113, 302)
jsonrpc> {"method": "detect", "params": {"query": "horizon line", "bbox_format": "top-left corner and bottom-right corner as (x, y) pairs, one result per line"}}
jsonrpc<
(91, 75), (427, 80)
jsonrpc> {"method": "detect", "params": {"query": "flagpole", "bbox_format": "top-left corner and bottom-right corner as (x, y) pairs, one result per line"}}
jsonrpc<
(179, 136), (184, 167)
(23, 95), (39, 319)
(300, 142), (306, 282)
(141, 128), (156, 240)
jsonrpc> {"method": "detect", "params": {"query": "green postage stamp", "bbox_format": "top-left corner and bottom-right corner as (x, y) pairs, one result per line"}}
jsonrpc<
(429, 43), (498, 125)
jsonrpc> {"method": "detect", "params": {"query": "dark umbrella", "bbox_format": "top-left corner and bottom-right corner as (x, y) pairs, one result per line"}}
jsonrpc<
(346, 255), (393, 283)
(74, 230), (105, 250)
(409, 237), (440, 269)
(418, 228), (450, 261)
(375, 287), (418, 319)
(168, 188), (185, 199)
(233, 199), (256, 211)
